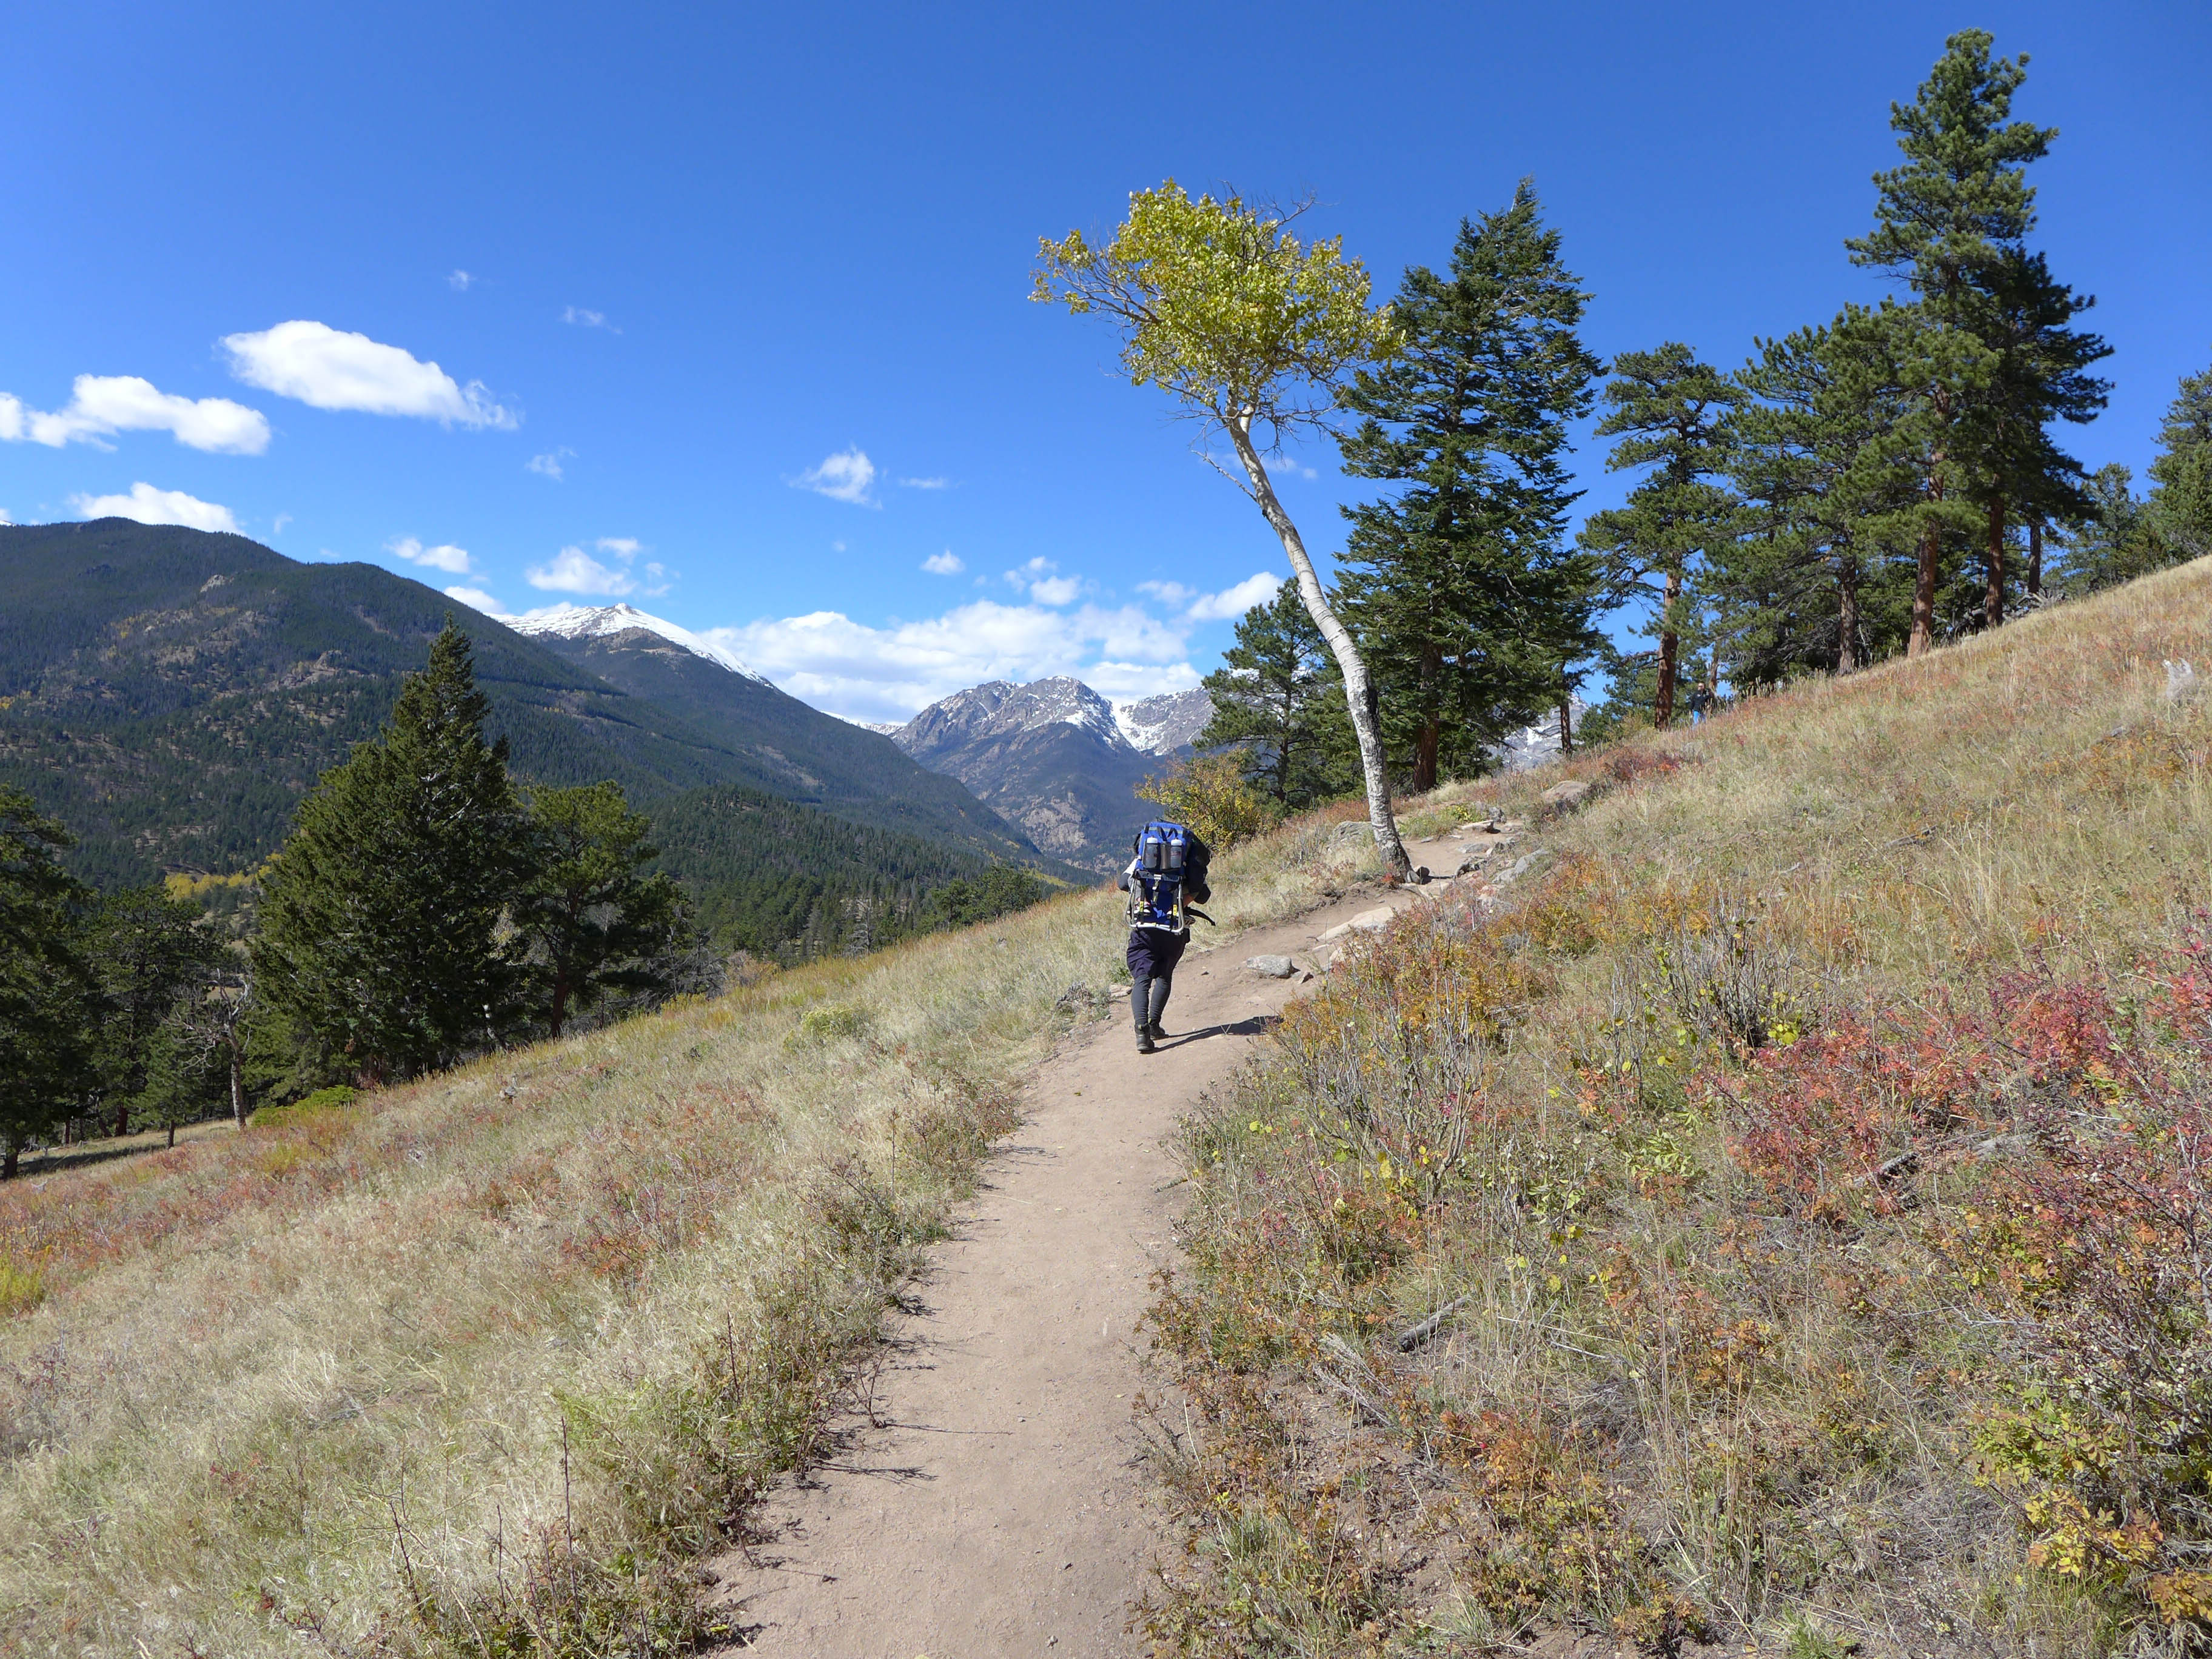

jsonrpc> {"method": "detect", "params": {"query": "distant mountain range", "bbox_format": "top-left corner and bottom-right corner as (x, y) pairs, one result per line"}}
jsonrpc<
(0, 522), (1070, 955)
(507, 603), (1038, 857)
(886, 677), (1213, 871)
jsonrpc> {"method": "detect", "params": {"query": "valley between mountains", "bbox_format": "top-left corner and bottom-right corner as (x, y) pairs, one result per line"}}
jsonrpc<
(0, 518), (1209, 951)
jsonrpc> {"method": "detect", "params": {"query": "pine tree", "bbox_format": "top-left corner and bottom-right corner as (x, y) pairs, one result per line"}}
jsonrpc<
(514, 783), (689, 1037)
(1846, 28), (2107, 645)
(2149, 355), (2212, 563)
(2052, 464), (2162, 595)
(1718, 308), (1931, 681)
(0, 789), (94, 1176)
(82, 883), (222, 1137)
(1196, 584), (1350, 810)
(253, 623), (530, 1084)
(1335, 183), (1606, 789)
(1578, 344), (1742, 728)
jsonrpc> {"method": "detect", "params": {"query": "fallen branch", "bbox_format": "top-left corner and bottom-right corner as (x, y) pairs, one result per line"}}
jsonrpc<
(1395, 1294), (1474, 1353)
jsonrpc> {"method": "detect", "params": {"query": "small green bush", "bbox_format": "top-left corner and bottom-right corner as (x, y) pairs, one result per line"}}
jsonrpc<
(249, 1084), (359, 1131)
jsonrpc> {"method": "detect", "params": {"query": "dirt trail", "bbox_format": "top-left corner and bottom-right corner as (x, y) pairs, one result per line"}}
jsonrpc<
(711, 833), (1481, 1657)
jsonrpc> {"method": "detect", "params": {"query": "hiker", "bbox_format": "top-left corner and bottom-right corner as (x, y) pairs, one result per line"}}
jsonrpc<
(1116, 820), (1211, 1054)
(1687, 684), (1714, 723)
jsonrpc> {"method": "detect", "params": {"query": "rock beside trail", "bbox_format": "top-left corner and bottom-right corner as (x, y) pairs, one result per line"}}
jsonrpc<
(1317, 905), (1398, 942)
(1244, 954), (1296, 979)
(1541, 778), (1593, 810)
(1330, 820), (1372, 848)
(1492, 848), (1553, 888)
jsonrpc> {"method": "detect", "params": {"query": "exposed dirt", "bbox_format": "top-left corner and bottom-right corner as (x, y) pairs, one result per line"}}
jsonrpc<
(709, 836), (1480, 1657)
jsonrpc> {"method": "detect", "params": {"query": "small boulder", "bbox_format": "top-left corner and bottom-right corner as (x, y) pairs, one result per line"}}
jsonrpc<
(2166, 660), (2201, 703)
(1330, 820), (1371, 847)
(1491, 848), (1553, 888)
(1244, 954), (1296, 979)
(1541, 778), (1593, 810)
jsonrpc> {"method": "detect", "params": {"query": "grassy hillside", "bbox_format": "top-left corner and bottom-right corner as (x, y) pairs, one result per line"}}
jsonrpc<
(0, 793), (1375, 1658)
(1147, 561), (2212, 1654)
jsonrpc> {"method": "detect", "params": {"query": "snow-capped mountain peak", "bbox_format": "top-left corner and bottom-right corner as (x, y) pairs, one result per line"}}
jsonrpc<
(507, 602), (765, 682)
(1113, 687), (1213, 755)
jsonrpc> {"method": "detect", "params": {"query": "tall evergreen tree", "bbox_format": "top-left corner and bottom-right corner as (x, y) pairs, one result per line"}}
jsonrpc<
(515, 783), (689, 1038)
(2148, 354), (2212, 563)
(1335, 182), (1606, 789)
(1578, 344), (1742, 728)
(0, 789), (93, 1176)
(82, 883), (222, 1137)
(1846, 28), (2106, 645)
(253, 623), (530, 1085)
(1196, 584), (1349, 809)
(1720, 313), (1907, 680)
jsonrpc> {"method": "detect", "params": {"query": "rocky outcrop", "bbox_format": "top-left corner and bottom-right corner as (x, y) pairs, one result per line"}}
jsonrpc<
(891, 677), (1205, 871)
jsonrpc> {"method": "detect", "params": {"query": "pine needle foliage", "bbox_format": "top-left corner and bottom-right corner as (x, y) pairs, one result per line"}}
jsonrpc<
(252, 622), (531, 1085)
(1335, 181), (1607, 789)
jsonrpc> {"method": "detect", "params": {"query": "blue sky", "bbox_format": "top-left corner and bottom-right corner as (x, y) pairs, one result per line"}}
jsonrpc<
(2, 1), (2204, 722)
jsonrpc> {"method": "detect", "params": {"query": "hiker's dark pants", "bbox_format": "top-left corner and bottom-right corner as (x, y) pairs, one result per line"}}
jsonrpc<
(1128, 928), (1187, 1034)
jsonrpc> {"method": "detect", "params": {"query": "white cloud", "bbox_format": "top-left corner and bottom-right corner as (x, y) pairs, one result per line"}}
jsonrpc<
(899, 475), (951, 490)
(0, 375), (269, 454)
(70, 481), (238, 534)
(272, 512), (292, 534)
(1136, 579), (1198, 608)
(1185, 571), (1283, 622)
(922, 549), (964, 575)
(706, 598), (1196, 725)
(792, 447), (877, 506)
(386, 535), (474, 575)
(444, 585), (506, 615)
(526, 448), (572, 480)
(221, 320), (516, 429)
(526, 544), (635, 596)
(0, 508), (13, 525)
(1002, 555), (1085, 606)
(561, 306), (616, 331)
(597, 536), (643, 560)
(448, 270), (474, 291)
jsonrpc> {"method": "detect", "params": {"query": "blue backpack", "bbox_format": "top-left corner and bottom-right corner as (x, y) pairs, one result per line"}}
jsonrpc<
(1129, 820), (1195, 928)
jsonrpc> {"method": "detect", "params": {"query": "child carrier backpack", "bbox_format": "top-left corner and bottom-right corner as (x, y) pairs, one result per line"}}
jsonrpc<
(1129, 820), (1202, 928)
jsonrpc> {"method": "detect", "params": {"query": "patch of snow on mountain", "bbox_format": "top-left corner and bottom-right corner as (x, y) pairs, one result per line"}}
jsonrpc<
(508, 603), (765, 682)
(1114, 687), (1213, 754)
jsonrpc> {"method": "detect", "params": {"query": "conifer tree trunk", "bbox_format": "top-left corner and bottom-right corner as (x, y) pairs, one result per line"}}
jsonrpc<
(1986, 496), (2006, 628)
(1654, 565), (1683, 729)
(1413, 643), (1443, 793)
(229, 1044), (244, 1128)
(2028, 518), (2043, 599)
(1909, 521), (1940, 657)
(1227, 419), (1410, 876)
(1837, 562), (1862, 672)
(1558, 682), (1574, 755)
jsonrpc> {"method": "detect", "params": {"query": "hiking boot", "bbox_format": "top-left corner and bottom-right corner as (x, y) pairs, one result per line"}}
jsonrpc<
(1146, 1022), (1167, 1040)
(1136, 1030), (1156, 1054)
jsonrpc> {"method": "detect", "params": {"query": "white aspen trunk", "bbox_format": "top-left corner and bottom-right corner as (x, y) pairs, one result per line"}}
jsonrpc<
(1225, 417), (1410, 877)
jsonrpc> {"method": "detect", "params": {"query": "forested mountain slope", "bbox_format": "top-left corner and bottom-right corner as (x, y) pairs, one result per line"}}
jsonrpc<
(0, 521), (1048, 891)
(512, 605), (1044, 863)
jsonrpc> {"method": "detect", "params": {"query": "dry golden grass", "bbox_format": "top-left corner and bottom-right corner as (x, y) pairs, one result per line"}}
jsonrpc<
(1147, 561), (2212, 1657)
(0, 796), (1384, 1657)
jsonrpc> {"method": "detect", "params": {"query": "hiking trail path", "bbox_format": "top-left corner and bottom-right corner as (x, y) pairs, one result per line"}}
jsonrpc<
(709, 827), (1496, 1657)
